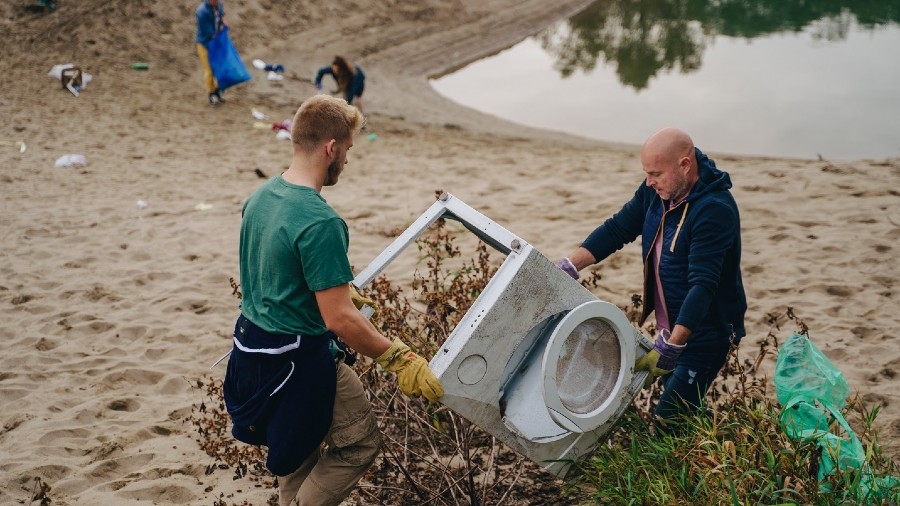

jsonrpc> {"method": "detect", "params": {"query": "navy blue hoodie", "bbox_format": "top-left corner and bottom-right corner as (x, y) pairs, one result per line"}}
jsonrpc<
(582, 148), (746, 354)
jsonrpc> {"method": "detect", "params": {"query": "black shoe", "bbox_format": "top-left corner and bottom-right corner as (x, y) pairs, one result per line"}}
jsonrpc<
(214, 89), (225, 103)
(209, 93), (221, 106)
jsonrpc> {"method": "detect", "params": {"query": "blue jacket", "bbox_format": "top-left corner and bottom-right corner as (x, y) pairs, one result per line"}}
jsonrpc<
(582, 148), (746, 353)
(314, 65), (366, 104)
(195, 1), (224, 45)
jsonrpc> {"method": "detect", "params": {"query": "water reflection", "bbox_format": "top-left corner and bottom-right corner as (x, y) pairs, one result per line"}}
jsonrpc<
(431, 0), (900, 159)
(539, 0), (900, 91)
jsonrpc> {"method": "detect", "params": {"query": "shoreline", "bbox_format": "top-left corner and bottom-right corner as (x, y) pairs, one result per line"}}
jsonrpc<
(1, 0), (898, 503)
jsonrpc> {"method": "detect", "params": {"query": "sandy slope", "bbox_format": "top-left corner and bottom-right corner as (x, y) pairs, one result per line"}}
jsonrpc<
(1, 0), (898, 503)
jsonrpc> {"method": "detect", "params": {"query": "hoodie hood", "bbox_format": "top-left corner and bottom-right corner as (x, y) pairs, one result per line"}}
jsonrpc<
(689, 147), (733, 201)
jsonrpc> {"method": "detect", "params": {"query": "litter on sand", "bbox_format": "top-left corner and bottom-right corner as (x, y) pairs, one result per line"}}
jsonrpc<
(48, 64), (93, 96)
(248, 109), (294, 140)
(54, 154), (87, 168)
(1, 140), (27, 153)
(253, 59), (285, 73)
(272, 120), (291, 132)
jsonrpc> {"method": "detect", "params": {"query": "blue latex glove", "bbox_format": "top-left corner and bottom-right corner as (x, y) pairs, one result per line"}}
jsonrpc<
(634, 329), (685, 387)
(556, 257), (579, 280)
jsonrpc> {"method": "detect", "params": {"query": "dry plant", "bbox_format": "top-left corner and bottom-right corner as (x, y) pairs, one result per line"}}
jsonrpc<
(189, 217), (584, 505)
(188, 214), (898, 505)
(27, 477), (51, 506)
(186, 378), (279, 505)
(352, 218), (585, 505)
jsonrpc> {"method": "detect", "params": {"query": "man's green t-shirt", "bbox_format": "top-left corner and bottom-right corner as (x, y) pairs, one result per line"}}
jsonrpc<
(239, 176), (353, 336)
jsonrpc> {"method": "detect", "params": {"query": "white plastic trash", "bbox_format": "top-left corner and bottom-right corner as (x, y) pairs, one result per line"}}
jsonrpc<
(47, 64), (93, 88)
(54, 154), (87, 168)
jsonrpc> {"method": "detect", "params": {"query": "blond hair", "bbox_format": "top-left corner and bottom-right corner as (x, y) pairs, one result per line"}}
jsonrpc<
(291, 95), (364, 152)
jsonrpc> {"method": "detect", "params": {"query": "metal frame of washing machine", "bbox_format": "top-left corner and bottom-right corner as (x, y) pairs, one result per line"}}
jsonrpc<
(354, 192), (652, 477)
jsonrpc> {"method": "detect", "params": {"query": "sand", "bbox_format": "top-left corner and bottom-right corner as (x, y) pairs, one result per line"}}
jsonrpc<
(1, 0), (898, 503)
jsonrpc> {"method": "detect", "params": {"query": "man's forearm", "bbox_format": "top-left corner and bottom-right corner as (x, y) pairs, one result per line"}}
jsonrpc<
(567, 246), (597, 271)
(667, 324), (692, 346)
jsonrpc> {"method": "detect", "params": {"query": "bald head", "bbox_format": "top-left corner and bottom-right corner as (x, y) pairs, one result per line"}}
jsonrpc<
(642, 128), (694, 167)
(640, 128), (699, 202)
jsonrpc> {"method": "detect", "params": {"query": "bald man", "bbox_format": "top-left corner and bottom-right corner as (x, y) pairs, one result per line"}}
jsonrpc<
(558, 127), (746, 427)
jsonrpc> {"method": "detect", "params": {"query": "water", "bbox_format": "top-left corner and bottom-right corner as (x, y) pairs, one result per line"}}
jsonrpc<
(431, 1), (900, 160)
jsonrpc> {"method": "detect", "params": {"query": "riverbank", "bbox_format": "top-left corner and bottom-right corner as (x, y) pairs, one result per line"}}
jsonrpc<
(1, 0), (898, 503)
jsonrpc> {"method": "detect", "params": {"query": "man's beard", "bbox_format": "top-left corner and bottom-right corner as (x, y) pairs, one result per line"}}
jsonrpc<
(667, 175), (693, 203)
(323, 150), (343, 186)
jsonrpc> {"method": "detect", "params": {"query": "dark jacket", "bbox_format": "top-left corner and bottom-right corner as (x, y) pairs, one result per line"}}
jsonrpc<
(581, 148), (746, 353)
(314, 65), (366, 104)
(224, 315), (336, 476)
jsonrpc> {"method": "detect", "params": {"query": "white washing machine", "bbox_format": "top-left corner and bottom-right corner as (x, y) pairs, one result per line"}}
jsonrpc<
(354, 193), (652, 477)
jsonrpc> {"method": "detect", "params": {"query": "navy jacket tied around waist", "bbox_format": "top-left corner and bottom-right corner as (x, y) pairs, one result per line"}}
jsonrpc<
(223, 314), (336, 476)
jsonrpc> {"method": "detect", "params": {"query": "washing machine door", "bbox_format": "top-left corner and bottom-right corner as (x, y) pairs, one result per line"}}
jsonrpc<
(541, 300), (637, 433)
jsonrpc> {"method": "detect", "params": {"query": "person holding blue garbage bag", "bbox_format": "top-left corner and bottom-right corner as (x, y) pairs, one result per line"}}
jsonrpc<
(315, 56), (366, 116)
(556, 127), (747, 429)
(195, 0), (227, 106)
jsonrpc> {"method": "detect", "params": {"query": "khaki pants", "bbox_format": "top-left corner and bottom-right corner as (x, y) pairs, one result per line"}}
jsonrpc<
(196, 43), (218, 94)
(278, 362), (382, 506)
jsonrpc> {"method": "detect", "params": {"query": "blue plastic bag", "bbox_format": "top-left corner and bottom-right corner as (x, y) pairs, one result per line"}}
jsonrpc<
(207, 26), (251, 91)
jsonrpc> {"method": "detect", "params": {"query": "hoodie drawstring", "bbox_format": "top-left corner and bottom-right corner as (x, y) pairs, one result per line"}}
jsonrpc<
(669, 202), (689, 252)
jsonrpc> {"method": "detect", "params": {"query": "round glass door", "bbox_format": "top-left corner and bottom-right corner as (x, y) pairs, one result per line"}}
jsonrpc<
(555, 318), (621, 414)
(542, 300), (636, 433)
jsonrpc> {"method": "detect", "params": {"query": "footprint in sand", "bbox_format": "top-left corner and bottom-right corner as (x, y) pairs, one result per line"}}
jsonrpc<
(107, 398), (141, 412)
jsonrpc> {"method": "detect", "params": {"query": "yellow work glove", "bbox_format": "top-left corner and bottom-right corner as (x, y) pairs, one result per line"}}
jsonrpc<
(349, 283), (379, 319)
(634, 329), (685, 388)
(634, 350), (668, 388)
(375, 339), (444, 403)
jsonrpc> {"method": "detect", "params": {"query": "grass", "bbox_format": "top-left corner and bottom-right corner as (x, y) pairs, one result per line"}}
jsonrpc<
(577, 395), (899, 505)
(575, 311), (900, 506)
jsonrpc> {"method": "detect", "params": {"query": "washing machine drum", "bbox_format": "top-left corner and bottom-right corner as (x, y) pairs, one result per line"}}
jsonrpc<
(502, 300), (636, 440)
(544, 299), (638, 433)
(552, 317), (621, 415)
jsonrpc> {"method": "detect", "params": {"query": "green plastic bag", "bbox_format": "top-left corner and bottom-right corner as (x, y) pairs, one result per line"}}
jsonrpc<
(775, 333), (899, 501)
(774, 332), (850, 411)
